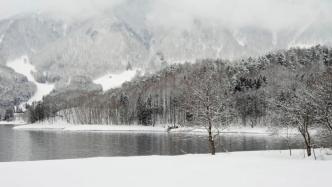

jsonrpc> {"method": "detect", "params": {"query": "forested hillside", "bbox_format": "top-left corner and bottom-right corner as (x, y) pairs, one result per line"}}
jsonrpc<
(0, 65), (36, 119)
(29, 46), (331, 133)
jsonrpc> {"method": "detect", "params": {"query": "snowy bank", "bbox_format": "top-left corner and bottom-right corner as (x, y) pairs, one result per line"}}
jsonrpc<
(0, 150), (331, 187)
(13, 120), (168, 132)
(13, 122), (305, 135)
(170, 126), (302, 135)
(0, 120), (26, 125)
(14, 124), (168, 132)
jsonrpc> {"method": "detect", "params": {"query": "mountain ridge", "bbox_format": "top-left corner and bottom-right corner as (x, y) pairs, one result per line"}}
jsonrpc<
(0, 10), (331, 118)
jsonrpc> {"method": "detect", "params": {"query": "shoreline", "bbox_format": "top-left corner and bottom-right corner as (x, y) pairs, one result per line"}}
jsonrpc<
(0, 121), (26, 126)
(12, 123), (302, 135)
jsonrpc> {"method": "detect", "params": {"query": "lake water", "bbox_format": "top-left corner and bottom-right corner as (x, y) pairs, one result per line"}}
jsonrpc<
(0, 125), (331, 162)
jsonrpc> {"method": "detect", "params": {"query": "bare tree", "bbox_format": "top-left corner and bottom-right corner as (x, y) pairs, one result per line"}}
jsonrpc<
(185, 62), (233, 155)
(272, 73), (322, 157)
(310, 68), (332, 131)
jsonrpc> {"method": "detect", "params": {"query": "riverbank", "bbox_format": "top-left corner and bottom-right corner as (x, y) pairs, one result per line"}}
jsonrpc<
(14, 124), (168, 132)
(0, 120), (26, 125)
(13, 122), (302, 135)
(0, 149), (331, 187)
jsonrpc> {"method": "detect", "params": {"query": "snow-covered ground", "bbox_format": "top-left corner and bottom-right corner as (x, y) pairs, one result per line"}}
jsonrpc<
(14, 123), (168, 132)
(14, 121), (303, 135)
(0, 149), (331, 187)
(93, 69), (139, 91)
(6, 56), (54, 107)
(171, 126), (302, 135)
(0, 120), (26, 125)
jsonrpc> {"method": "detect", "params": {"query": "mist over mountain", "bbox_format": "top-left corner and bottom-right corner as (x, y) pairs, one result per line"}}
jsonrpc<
(1, 0), (331, 67)
(0, 0), (331, 115)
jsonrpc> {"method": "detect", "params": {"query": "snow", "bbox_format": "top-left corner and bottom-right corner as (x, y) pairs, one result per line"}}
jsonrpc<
(288, 43), (317, 49)
(14, 121), (304, 135)
(0, 149), (331, 187)
(172, 126), (274, 134)
(272, 32), (278, 46)
(93, 69), (139, 91)
(63, 23), (68, 36)
(0, 34), (4, 43)
(233, 31), (247, 47)
(6, 56), (55, 107)
(14, 123), (168, 132)
(0, 121), (26, 125)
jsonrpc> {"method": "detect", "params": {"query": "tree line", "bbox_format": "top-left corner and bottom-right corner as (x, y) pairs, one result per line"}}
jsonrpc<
(27, 45), (332, 155)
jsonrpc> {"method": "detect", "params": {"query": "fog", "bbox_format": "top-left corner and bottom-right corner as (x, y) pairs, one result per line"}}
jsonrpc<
(0, 0), (331, 31)
(0, 0), (123, 19)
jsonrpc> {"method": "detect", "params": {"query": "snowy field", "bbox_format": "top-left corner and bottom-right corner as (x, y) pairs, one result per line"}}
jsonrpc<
(0, 150), (331, 187)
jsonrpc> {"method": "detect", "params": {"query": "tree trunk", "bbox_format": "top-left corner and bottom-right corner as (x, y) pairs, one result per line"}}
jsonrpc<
(300, 131), (312, 157)
(286, 140), (292, 156)
(208, 121), (216, 155)
(298, 114), (312, 157)
(306, 145), (312, 157)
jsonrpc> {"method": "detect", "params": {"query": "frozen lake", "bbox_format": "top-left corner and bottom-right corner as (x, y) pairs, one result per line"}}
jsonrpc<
(0, 125), (330, 162)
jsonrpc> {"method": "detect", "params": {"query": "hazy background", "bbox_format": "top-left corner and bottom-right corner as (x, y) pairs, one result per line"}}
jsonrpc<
(0, 0), (331, 31)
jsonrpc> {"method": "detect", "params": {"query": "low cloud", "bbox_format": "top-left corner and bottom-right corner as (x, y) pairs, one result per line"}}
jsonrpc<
(147, 0), (329, 31)
(0, 0), (330, 31)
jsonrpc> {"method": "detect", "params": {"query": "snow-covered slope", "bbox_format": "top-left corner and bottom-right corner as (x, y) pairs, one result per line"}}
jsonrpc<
(0, 10), (330, 85)
(6, 56), (54, 107)
(30, 16), (149, 82)
(25, 12), (332, 83)
(93, 69), (139, 91)
(0, 13), (65, 63)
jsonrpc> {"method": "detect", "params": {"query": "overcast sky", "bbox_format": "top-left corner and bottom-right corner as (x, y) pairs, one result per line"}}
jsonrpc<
(0, 0), (123, 18)
(0, 0), (330, 30)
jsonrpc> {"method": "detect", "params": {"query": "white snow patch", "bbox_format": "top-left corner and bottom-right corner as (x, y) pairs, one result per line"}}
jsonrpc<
(93, 69), (139, 91)
(233, 31), (247, 47)
(63, 23), (68, 36)
(237, 40), (246, 47)
(0, 34), (4, 44)
(272, 32), (278, 46)
(6, 56), (55, 107)
(287, 19), (317, 49)
(288, 43), (317, 49)
(0, 150), (331, 187)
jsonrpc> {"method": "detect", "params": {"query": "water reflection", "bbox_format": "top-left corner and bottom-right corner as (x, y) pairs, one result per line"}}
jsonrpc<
(0, 125), (330, 162)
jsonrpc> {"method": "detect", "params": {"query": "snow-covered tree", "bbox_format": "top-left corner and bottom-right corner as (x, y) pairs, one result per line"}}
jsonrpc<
(184, 62), (233, 155)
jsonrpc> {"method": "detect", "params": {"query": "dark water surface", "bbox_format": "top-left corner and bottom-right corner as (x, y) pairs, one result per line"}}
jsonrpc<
(0, 125), (330, 162)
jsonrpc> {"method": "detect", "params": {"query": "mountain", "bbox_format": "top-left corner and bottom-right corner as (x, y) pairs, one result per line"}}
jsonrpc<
(31, 15), (149, 83)
(2, 11), (332, 80)
(0, 6), (332, 115)
(0, 13), (65, 64)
